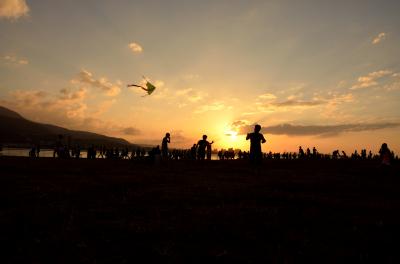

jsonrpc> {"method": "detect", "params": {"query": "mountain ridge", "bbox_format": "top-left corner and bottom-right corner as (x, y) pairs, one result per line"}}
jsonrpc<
(0, 106), (135, 148)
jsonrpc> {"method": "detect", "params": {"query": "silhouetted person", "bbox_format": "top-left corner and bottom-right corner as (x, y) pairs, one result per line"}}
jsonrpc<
(152, 145), (161, 164)
(332, 150), (339, 159)
(206, 139), (214, 160)
(197, 135), (211, 160)
(135, 147), (141, 159)
(218, 150), (223, 160)
(246, 125), (266, 166)
(54, 134), (63, 157)
(351, 150), (360, 159)
(379, 143), (392, 167)
(74, 145), (81, 159)
(140, 148), (146, 157)
(29, 146), (36, 158)
(299, 146), (305, 159)
(361, 149), (367, 159)
(99, 145), (105, 158)
(161, 133), (171, 160)
(190, 144), (197, 160)
(36, 144), (40, 157)
(312, 147), (317, 158)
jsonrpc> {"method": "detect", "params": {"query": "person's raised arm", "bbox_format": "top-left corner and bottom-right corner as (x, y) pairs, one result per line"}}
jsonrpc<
(261, 135), (266, 144)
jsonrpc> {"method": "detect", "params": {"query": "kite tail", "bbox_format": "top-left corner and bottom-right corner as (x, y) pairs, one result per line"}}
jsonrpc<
(127, 84), (147, 91)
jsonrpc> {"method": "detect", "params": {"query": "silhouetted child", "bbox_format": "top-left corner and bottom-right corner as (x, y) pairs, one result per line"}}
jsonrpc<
(246, 125), (266, 167)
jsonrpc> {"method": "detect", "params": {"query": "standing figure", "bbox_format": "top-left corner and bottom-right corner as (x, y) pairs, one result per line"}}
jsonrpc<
(312, 147), (317, 158)
(197, 135), (212, 160)
(299, 146), (305, 159)
(36, 144), (41, 157)
(246, 125), (266, 165)
(206, 140), (214, 160)
(161, 133), (171, 160)
(379, 143), (392, 166)
(190, 144), (197, 160)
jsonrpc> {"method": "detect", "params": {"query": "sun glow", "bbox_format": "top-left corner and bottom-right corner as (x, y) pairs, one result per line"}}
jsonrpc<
(218, 128), (246, 150)
(225, 130), (238, 140)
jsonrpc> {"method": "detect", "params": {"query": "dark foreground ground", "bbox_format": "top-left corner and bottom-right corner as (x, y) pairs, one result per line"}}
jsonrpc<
(0, 157), (399, 263)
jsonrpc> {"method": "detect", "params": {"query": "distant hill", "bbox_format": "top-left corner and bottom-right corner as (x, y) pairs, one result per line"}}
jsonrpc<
(0, 106), (24, 119)
(0, 106), (135, 148)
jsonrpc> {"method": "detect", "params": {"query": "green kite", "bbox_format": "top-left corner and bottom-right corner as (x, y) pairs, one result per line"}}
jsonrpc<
(127, 76), (156, 96)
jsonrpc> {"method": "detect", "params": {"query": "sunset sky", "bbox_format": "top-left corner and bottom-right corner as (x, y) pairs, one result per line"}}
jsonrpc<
(1, 0), (399, 153)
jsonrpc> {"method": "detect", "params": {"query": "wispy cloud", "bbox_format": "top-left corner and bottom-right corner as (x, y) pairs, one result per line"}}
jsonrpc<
(270, 100), (325, 107)
(0, 88), (138, 139)
(350, 70), (392, 90)
(1, 88), (88, 122)
(254, 92), (326, 112)
(121, 126), (141, 136)
(129, 42), (143, 53)
(255, 99), (325, 113)
(372, 32), (386, 45)
(3, 55), (28, 65)
(59, 88), (87, 101)
(91, 99), (116, 117)
(74, 69), (121, 97)
(176, 88), (207, 102)
(182, 74), (200, 80)
(383, 81), (400, 92)
(194, 101), (229, 114)
(258, 93), (277, 101)
(0, 0), (29, 20)
(230, 120), (400, 137)
(171, 130), (191, 144)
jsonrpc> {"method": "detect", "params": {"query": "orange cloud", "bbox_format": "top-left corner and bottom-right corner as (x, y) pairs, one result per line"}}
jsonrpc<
(129, 42), (143, 53)
(0, 0), (29, 20)
(351, 70), (392, 90)
(75, 70), (121, 97)
(372, 32), (386, 45)
(231, 121), (400, 137)
(176, 88), (207, 102)
(3, 55), (29, 65)
(194, 101), (229, 114)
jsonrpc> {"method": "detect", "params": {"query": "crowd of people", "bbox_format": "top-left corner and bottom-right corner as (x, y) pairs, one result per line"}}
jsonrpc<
(25, 126), (397, 168)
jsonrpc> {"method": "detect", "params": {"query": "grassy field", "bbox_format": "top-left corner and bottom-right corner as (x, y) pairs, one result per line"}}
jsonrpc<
(1, 157), (399, 263)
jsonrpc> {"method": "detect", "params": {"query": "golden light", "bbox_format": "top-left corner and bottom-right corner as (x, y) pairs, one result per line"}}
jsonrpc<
(210, 120), (247, 150)
(225, 130), (238, 140)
